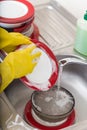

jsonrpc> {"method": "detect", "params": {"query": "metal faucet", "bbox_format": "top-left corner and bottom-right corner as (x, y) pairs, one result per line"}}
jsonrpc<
(59, 57), (87, 67)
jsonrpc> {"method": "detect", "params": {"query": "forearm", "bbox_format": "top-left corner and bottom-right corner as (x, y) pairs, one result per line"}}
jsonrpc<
(0, 45), (41, 93)
(0, 61), (14, 93)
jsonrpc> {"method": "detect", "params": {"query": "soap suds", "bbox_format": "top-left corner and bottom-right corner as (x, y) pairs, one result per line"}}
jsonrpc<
(27, 48), (52, 83)
(34, 87), (74, 115)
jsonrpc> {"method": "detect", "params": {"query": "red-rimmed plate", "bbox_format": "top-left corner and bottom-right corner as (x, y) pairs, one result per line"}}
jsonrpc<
(0, 0), (34, 24)
(20, 40), (58, 91)
(24, 100), (75, 130)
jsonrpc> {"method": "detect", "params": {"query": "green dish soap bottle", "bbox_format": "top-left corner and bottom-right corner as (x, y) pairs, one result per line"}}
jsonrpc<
(74, 10), (87, 56)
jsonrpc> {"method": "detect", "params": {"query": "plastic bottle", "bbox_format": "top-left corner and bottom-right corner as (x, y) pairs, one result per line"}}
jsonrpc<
(74, 10), (87, 56)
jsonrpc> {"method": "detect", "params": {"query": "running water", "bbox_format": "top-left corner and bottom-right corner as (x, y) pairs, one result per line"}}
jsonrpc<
(57, 59), (67, 90)
(57, 64), (63, 90)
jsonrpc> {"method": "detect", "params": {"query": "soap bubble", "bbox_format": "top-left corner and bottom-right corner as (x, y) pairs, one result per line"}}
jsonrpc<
(34, 86), (74, 115)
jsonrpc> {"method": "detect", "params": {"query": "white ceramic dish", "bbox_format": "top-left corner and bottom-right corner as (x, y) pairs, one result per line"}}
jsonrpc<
(0, 0), (34, 28)
(19, 40), (58, 91)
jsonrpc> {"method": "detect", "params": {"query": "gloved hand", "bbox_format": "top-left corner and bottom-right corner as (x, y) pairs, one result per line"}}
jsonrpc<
(0, 44), (41, 93)
(0, 27), (32, 52)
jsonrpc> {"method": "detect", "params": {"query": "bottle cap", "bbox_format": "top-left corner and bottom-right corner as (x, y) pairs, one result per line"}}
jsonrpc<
(84, 10), (87, 20)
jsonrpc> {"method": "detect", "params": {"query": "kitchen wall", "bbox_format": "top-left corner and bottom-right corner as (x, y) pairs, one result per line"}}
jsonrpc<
(29, 0), (87, 19)
(56, 0), (87, 19)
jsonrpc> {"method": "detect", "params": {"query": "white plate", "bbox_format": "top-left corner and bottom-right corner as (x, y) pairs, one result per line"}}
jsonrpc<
(0, 0), (34, 27)
(20, 40), (58, 91)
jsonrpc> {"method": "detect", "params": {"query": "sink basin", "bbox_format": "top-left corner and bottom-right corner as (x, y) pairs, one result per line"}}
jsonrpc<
(0, 1), (87, 129)
(3, 54), (87, 129)
(57, 55), (87, 123)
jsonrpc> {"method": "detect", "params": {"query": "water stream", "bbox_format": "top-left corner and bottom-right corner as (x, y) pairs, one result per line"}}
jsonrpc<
(57, 60), (67, 90)
(57, 65), (63, 90)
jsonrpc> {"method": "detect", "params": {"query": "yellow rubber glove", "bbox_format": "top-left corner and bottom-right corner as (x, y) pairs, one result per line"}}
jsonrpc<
(0, 27), (32, 52)
(0, 44), (41, 93)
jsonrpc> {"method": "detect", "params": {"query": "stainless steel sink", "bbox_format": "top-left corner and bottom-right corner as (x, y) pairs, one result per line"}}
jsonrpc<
(0, 55), (86, 130)
(0, 0), (87, 129)
(57, 55), (87, 123)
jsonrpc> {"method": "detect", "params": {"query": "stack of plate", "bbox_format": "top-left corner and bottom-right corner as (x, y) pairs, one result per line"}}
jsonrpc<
(0, 0), (35, 37)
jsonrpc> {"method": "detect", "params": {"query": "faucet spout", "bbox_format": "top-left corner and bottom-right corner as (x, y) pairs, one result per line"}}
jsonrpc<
(59, 57), (87, 67)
